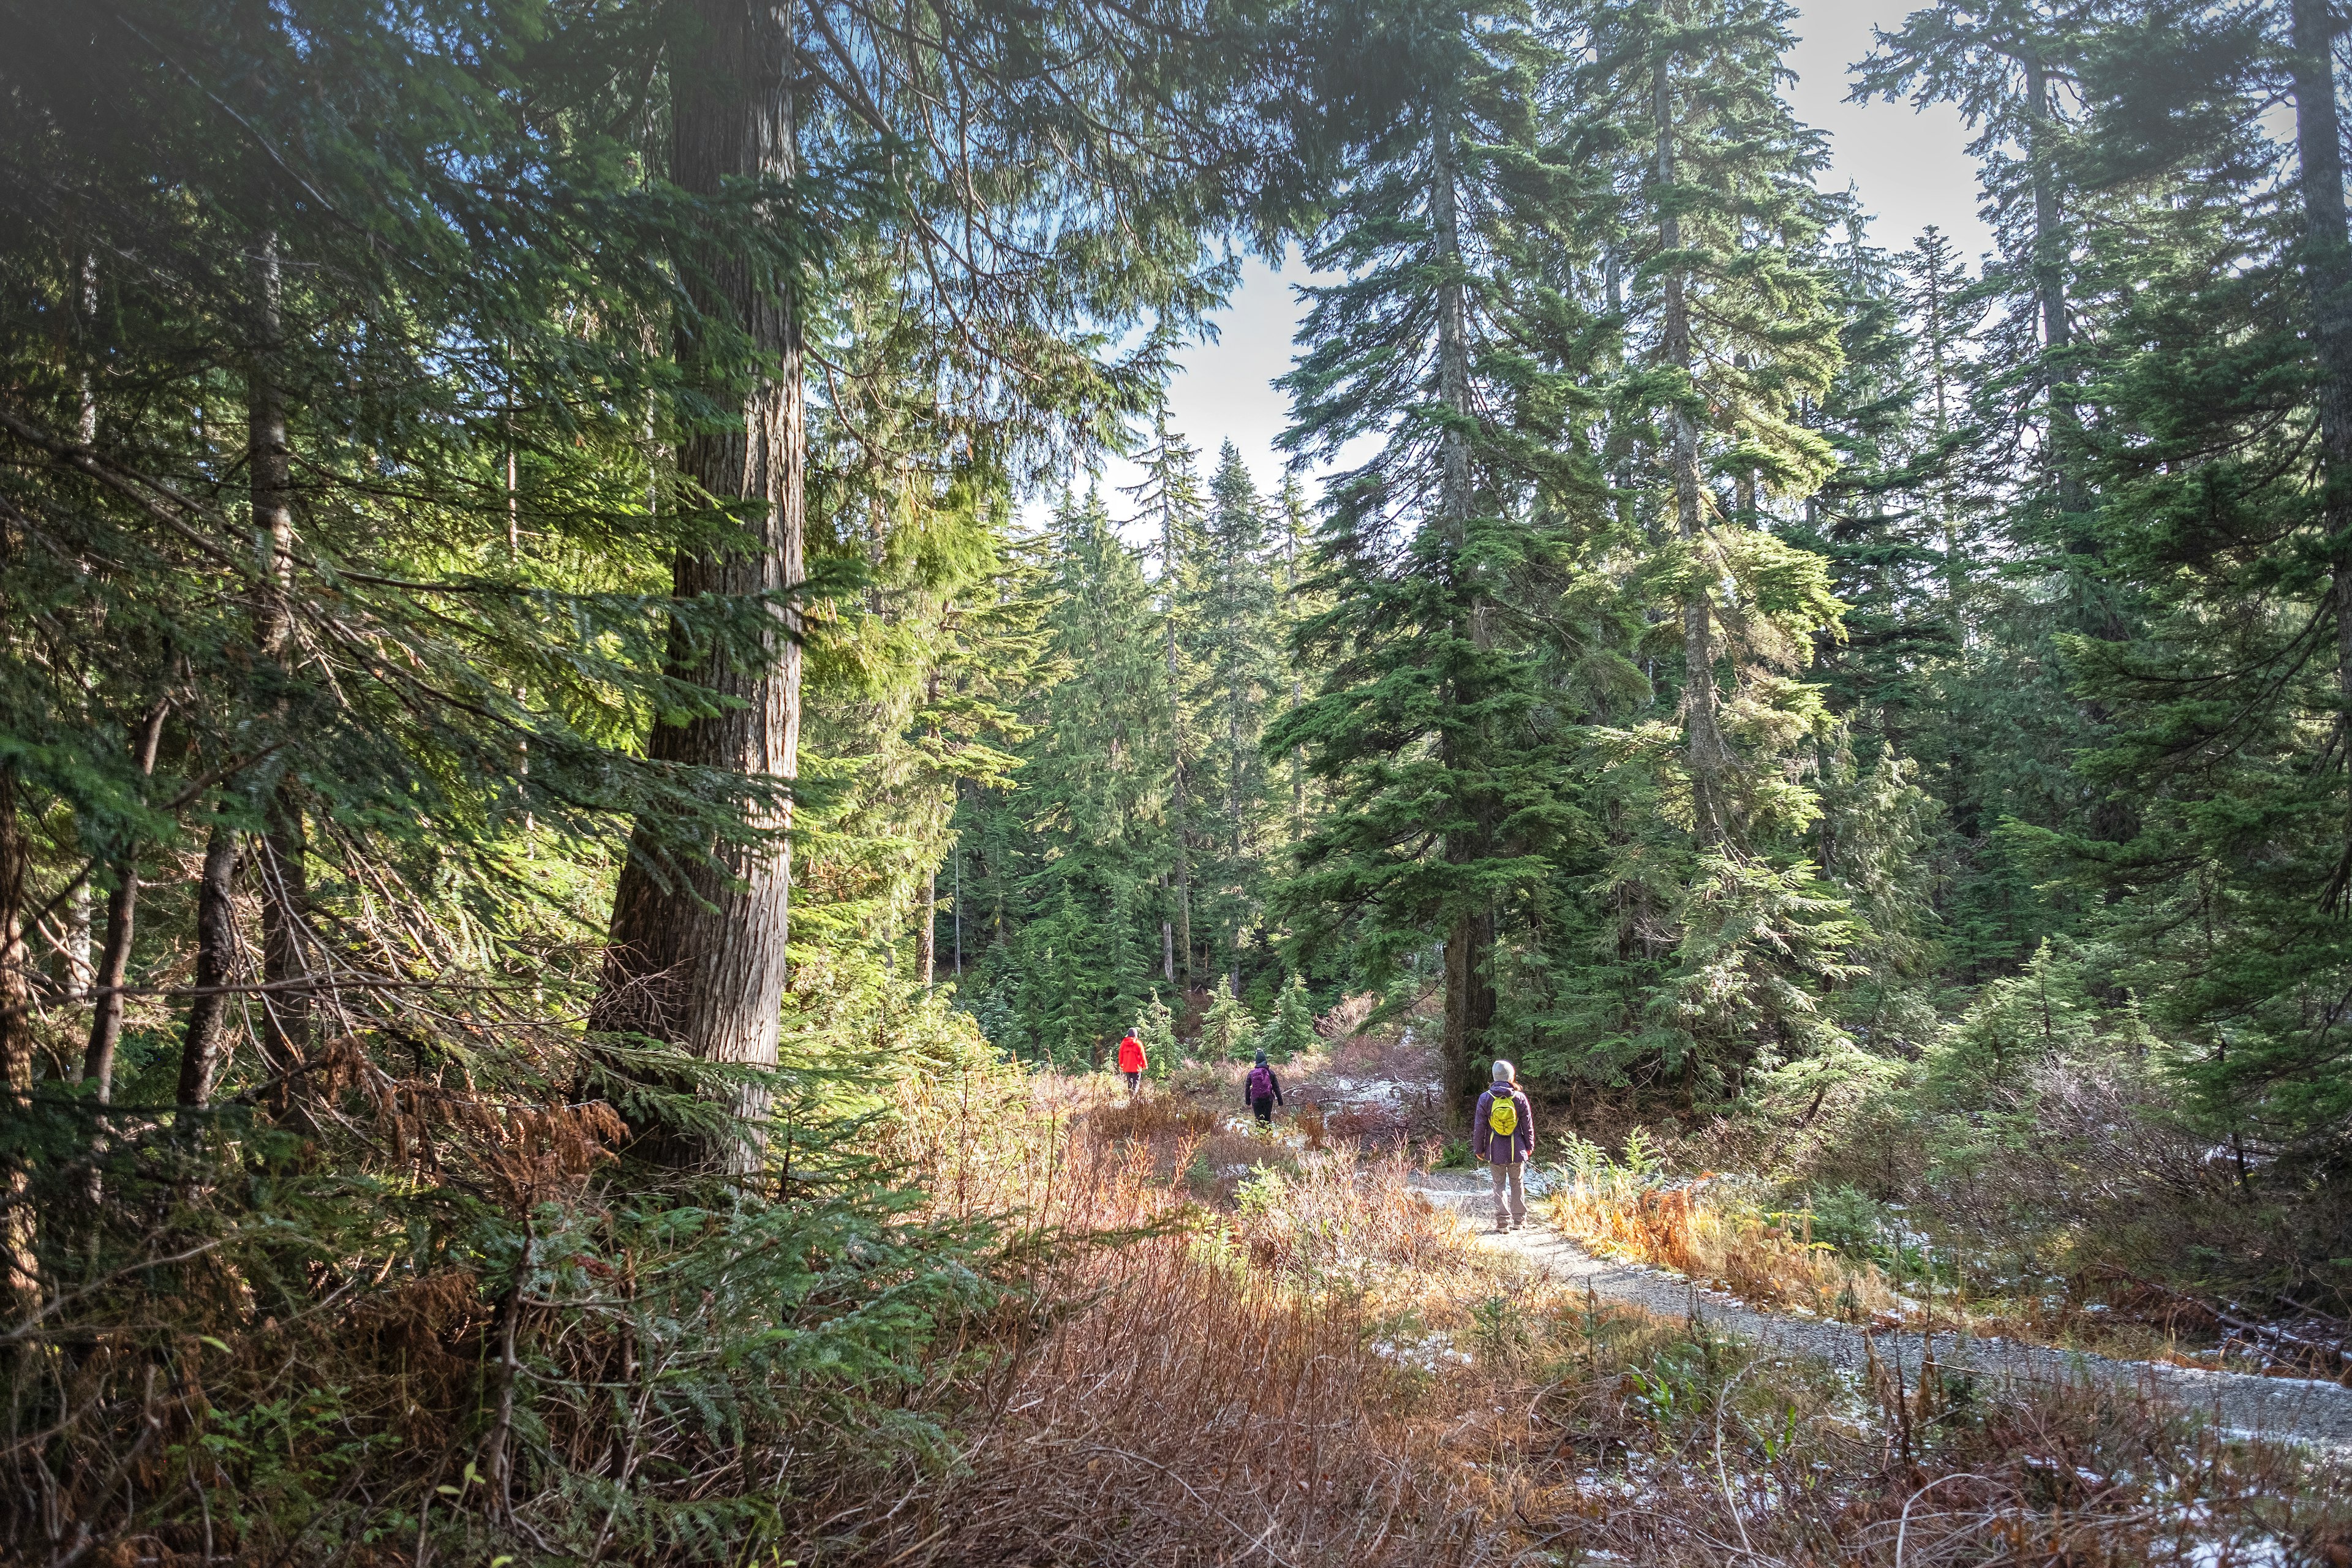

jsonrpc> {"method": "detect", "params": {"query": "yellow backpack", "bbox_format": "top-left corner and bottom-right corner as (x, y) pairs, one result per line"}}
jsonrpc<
(1488, 1091), (1518, 1141)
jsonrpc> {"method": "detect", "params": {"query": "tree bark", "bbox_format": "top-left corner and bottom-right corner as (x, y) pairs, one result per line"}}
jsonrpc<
(2022, 56), (2087, 522)
(2289, 0), (2352, 909)
(1657, 51), (1728, 848)
(257, 781), (311, 1101)
(1442, 906), (1496, 1129)
(250, 232), (296, 660)
(81, 701), (167, 1104)
(594, 0), (802, 1174)
(0, 773), (37, 1310)
(176, 825), (240, 1107)
(244, 231), (315, 1116)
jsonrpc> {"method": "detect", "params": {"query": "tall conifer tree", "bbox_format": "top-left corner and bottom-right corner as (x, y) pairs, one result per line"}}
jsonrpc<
(1189, 443), (1286, 984)
(1559, 0), (1859, 1095)
(1125, 415), (1210, 988)
(1277, 0), (1597, 1122)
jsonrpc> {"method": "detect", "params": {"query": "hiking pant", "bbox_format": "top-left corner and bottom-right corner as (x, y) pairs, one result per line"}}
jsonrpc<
(1251, 1095), (1275, 1124)
(1125, 1070), (1142, 1095)
(1489, 1159), (1526, 1228)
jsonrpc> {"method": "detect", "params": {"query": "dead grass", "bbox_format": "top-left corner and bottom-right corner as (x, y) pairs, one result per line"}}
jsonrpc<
(1548, 1163), (1907, 1323)
(1551, 1103), (2352, 1378)
(805, 1071), (2352, 1567)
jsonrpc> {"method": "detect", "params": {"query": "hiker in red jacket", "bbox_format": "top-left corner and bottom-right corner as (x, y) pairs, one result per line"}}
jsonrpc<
(1117, 1031), (1147, 1095)
(1472, 1059), (1534, 1232)
(1243, 1050), (1284, 1125)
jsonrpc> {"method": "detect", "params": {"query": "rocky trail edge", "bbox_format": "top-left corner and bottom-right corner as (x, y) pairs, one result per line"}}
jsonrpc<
(1406, 1174), (2352, 1451)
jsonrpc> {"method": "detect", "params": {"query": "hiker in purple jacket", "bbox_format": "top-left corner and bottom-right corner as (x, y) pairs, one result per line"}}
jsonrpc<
(1243, 1050), (1284, 1125)
(1472, 1059), (1534, 1232)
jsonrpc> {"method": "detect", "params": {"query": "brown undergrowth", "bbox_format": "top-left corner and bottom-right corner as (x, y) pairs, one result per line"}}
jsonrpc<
(816, 1078), (2352, 1567)
(1547, 1133), (1907, 1323)
(20, 1057), (2341, 1567)
(1547, 1104), (2352, 1379)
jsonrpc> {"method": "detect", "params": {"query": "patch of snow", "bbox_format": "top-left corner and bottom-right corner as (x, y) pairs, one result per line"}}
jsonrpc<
(2188, 1537), (2291, 1568)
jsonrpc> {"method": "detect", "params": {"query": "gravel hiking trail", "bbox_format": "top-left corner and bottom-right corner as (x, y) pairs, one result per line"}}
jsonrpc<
(1407, 1174), (2352, 1450)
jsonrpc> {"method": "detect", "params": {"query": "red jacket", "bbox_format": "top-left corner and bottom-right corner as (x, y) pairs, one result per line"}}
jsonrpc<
(1117, 1035), (1147, 1074)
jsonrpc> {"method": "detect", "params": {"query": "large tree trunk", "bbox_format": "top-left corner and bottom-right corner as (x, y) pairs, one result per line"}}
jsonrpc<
(1656, 56), (1728, 848)
(176, 825), (240, 1107)
(1431, 115), (1493, 1126)
(247, 232), (314, 1117)
(594, 0), (802, 1174)
(2288, 0), (2352, 909)
(2022, 56), (2087, 523)
(1442, 905), (1496, 1126)
(2024, 52), (2135, 853)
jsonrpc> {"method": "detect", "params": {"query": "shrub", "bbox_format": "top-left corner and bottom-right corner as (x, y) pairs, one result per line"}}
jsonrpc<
(1806, 1183), (1885, 1258)
(1261, 974), (1317, 1061)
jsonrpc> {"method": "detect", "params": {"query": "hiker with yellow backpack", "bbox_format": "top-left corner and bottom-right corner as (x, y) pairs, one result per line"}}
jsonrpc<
(1472, 1060), (1534, 1232)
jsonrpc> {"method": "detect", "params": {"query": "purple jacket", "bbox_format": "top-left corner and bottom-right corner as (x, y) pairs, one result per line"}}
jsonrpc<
(1472, 1085), (1533, 1165)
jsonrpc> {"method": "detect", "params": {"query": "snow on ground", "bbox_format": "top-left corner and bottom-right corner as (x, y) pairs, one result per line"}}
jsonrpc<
(1402, 1174), (2352, 1452)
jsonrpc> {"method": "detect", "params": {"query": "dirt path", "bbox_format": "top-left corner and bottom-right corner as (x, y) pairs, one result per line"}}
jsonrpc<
(1408, 1175), (2352, 1450)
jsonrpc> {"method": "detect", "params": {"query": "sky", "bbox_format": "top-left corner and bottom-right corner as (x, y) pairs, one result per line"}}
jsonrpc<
(1082, 0), (1994, 515)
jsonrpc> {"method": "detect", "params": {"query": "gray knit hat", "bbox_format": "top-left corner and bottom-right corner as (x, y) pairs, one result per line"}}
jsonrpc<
(1491, 1058), (1515, 1083)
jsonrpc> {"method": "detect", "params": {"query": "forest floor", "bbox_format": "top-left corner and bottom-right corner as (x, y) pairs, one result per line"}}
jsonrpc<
(937, 1057), (2352, 1564)
(1407, 1172), (2352, 1450)
(1160, 1024), (2352, 1450)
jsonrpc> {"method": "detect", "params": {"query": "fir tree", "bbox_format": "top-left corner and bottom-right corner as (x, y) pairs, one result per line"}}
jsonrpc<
(1275, 0), (1604, 1124)
(2028, 0), (2352, 1146)
(1856, 0), (2147, 895)
(1135, 989), (1179, 1076)
(1202, 974), (1261, 1060)
(1261, 974), (1319, 1062)
(1561, 0), (1861, 1096)
(1188, 443), (1287, 983)
(1123, 413), (1210, 989)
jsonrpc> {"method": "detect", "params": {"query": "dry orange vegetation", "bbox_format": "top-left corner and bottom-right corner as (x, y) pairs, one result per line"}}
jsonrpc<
(818, 1068), (2352, 1566)
(1546, 1153), (1906, 1324)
